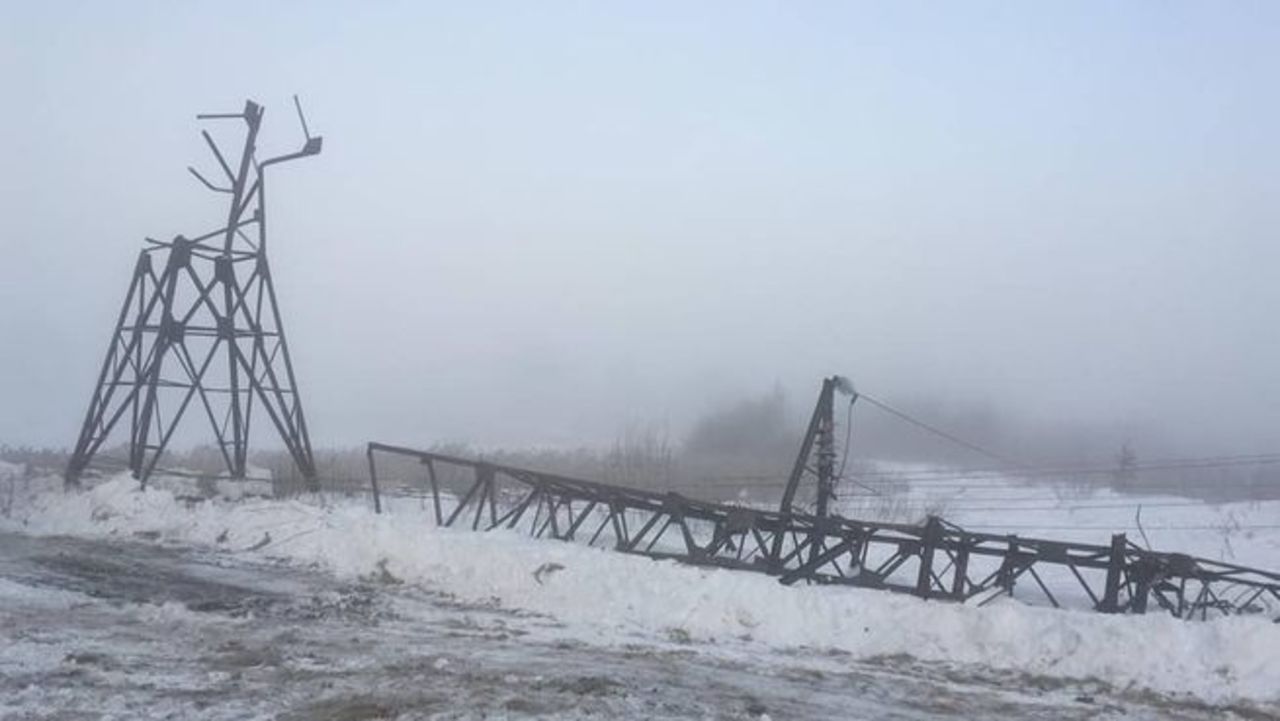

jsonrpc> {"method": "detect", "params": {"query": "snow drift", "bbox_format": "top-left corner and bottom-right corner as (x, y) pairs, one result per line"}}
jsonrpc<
(4, 473), (1278, 707)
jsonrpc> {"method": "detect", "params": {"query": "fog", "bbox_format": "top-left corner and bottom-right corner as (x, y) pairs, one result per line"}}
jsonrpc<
(2, 3), (1278, 466)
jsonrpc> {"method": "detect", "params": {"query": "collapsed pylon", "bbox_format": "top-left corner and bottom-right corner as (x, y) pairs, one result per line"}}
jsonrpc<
(66, 98), (322, 490)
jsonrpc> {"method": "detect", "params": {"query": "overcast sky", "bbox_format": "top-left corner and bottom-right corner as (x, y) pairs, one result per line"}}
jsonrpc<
(2, 2), (1277, 458)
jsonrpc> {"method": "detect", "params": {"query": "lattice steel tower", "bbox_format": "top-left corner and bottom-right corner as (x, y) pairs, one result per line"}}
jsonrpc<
(66, 98), (322, 490)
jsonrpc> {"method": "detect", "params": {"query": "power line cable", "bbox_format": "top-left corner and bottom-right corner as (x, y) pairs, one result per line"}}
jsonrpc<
(835, 395), (856, 481)
(846, 452), (1280, 481)
(694, 468), (1280, 490)
(856, 391), (1027, 469)
(692, 454), (1280, 489)
(843, 500), (1265, 512)
(957, 523), (1280, 531)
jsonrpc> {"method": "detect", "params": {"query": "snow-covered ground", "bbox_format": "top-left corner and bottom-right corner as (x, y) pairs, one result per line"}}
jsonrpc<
(838, 466), (1280, 573)
(2, 470), (1278, 718)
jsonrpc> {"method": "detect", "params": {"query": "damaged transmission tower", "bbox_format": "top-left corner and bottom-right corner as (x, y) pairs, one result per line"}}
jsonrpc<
(66, 98), (323, 490)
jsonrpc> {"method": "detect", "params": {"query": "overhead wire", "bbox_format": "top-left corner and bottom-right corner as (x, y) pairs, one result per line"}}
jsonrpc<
(957, 523), (1280, 531)
(855, 391), (1028, 470)
(833, 395), (887, 496)
(835, 394), (856, 481)
(689, 384), (1280, 518)
(841, 453), (1280, 481)
(840, 500), (1260, 512)
(691, 453), (1280, 489)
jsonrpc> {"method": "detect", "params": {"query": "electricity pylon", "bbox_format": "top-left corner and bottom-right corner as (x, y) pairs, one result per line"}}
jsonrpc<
(66, 98), (322, 490)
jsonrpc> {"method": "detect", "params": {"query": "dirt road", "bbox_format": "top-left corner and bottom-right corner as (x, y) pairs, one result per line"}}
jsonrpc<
(0, 531), (1253, 720)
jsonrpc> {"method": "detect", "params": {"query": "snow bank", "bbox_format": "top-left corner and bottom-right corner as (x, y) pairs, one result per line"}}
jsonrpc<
(5, 473), (1279, 706)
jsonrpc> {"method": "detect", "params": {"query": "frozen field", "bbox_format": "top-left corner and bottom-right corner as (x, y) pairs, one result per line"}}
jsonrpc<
(1, 466), (1278, 719)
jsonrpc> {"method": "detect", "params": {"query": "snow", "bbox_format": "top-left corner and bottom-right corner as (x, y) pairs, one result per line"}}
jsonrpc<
(846, 469), (1280, 572)
(3, 472), (1279, 707)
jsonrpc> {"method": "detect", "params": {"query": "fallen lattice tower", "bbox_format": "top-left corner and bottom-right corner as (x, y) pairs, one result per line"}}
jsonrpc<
(367, 378), (1280, 622)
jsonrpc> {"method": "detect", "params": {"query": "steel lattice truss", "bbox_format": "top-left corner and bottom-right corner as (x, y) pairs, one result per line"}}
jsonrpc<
(66, 99), (322, 489)
(366, 441), (1280, 622)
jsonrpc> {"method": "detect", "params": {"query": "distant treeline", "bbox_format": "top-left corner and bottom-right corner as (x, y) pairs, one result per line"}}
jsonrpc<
(4, 386), (1276, 503)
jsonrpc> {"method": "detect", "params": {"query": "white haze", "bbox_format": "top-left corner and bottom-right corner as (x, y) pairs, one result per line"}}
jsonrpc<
(2, 3), (1278, 463)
